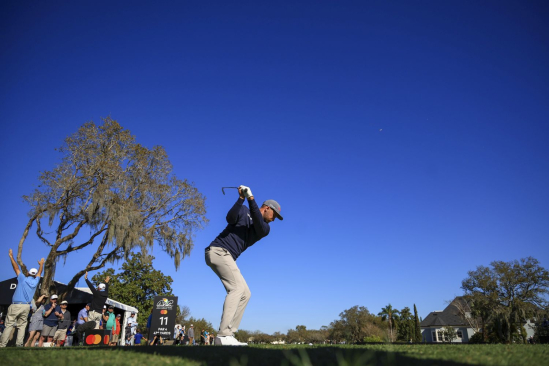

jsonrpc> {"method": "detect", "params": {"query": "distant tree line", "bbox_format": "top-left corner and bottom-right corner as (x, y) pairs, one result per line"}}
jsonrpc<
(236, 303), (422, 345)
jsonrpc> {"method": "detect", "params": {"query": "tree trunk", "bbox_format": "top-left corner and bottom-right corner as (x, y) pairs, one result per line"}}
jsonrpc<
(40, 256), (57, 297)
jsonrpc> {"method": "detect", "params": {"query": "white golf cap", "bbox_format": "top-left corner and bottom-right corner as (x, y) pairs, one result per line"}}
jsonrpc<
(98, 283), (106, 290)
(61, 300), (68, 305)
(29, 268), (38, 275)
(51, 294), (58, 299)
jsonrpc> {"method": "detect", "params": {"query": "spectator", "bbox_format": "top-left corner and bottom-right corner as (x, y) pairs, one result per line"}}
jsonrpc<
(134, 329), (144, 346)
(174, 331), (183, 345)
(204, 329), (209, 345)
(84, 271), (110, 329)
(0, 319), (5, 335)
(53, 300), (71, 346)
(200, 329), (205, 345)
(99, 306), (106, 329)
(65, 320), (76, 346)
(103, 305), (117, 345)
(111, 314), (121, 346)
(174, 326), (185, 345)
(24, 295), (48, 347)
(0, 249), (44, 348)
(74, 303), (90, 346)
(125, 328), (134, 346)
(174, 325), (180, 340)
(41, 294), (62, 347)
(150, 334), (163, 346)
(187, 324), (194, 345)
(125, 312), (137, 339)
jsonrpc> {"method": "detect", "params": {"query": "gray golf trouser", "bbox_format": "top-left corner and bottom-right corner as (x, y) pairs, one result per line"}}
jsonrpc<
(88, 310), (102, 329)
(206, 246), (251, 337)
(0, 304), (30, 347)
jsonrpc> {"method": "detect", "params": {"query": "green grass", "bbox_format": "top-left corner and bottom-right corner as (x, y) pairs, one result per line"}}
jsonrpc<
(2, 344), (549, 366)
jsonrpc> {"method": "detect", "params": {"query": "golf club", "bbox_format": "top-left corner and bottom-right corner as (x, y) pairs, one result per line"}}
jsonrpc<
(222, 187), (248, 195)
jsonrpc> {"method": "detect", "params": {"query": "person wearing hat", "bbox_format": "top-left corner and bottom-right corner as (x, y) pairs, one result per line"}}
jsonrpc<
(205, 186), (283, 346)
(41, 294), (62, 346)
(84, 271), (110, 329)
(53, 300), (71, 346)
(125, 311), (137, 337)
(73, 303), (90, 345)
(0, 249), (45, 347)
(187, 324), (194, 345)
(103, 305), (117, 345)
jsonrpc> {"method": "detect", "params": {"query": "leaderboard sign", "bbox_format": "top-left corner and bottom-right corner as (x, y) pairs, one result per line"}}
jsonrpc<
(149, 296), (178, 339)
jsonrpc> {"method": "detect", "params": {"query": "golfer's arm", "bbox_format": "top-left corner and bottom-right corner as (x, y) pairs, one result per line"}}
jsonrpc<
(9, 254), (20, 276)
(226, 198), (245, 224)
(248, 199), (270, 236)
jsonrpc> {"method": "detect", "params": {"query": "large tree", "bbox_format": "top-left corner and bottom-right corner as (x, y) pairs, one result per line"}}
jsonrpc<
(92, 252), (178, 326)
(330, 306), (385, 344)
(396, 306), (414, 342)
(16, 118), (207, 297)
(378, 304), (400, 342)
(461, 257), (549, 343)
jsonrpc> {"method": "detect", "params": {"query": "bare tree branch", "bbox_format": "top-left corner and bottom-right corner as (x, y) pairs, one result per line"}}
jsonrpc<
(56, 225), (108, 255)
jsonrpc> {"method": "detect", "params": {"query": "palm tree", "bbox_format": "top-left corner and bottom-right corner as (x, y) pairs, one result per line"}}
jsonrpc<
(378, 304), (400, 342)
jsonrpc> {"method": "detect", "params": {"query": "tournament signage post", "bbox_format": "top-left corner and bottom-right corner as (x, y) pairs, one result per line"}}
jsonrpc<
(149, 296), (178, 340)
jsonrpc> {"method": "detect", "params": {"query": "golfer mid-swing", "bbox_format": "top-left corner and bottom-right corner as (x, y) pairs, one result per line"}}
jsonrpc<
(206, 185), (283, 346)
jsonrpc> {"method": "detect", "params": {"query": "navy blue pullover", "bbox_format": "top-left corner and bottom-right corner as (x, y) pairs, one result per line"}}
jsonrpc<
(209, 198), (270, 260)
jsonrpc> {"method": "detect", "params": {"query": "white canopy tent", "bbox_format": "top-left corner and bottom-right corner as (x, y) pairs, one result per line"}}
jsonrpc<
(76, 287), (139, 345)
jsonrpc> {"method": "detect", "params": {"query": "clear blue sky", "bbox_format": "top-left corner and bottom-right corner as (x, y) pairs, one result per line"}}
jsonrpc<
(1, 1), (548, 334)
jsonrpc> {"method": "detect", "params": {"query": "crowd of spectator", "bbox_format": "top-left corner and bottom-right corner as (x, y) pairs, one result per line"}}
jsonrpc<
(0, 250), (218, 347)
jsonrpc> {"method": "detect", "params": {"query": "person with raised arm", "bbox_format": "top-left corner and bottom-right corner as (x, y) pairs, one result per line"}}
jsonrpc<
(0, 249), (44, 347)
(84, 271), (110, 329)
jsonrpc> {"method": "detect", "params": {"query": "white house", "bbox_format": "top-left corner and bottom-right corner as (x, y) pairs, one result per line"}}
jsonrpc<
(421, 297), (537, 343)
(420, 298), (476, 343)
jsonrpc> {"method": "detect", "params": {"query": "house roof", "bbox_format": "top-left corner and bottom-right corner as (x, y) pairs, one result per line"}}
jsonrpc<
(421, 298), (470, 327)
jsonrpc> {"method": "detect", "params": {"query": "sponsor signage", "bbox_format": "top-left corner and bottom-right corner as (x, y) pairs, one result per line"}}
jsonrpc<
(149, 296), (178, 340)
(84, 329), (112, 346)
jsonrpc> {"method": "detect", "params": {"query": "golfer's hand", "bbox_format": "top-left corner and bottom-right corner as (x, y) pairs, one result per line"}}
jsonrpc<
(239, 185), (253, 199)
(105, 276), (111, 283)
(39, 258), (45, 265)
(9, 249), (13, 258)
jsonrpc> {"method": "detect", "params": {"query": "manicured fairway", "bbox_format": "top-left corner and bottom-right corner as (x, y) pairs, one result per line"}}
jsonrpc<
(3, 344), (548, 366)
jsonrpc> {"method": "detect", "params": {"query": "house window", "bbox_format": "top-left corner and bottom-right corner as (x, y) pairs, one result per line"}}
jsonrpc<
(457, 330), (463, 338)
(433, 330), (448, 342)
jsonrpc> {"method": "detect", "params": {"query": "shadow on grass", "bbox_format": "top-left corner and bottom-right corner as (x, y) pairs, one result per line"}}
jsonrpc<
(117, 345), (473, 366)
